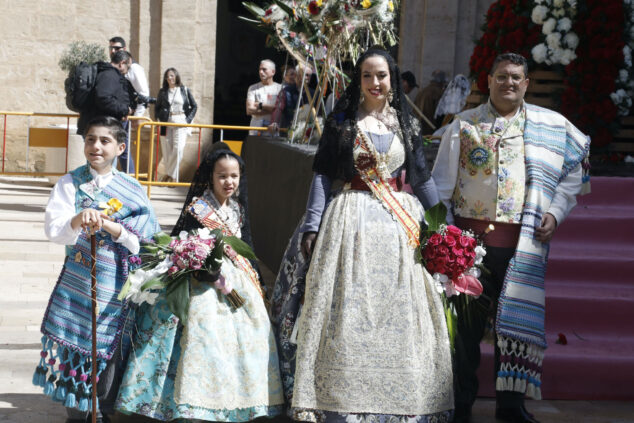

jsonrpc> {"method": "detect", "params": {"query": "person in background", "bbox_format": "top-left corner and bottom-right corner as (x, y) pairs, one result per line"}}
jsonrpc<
(246, 59), (282, 135)
(268, 64), (314, 132)
(154, 68), (197, 183)
(415, 70), (447, 134)
(401, 70), (418, 97)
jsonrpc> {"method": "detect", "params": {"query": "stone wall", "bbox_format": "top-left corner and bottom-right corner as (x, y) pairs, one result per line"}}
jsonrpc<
(0, 0), (217, 178)
(398, 0), (494, 91)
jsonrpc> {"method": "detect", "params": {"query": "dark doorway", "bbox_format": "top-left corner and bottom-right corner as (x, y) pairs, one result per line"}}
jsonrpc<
(213, 0), (288, 142)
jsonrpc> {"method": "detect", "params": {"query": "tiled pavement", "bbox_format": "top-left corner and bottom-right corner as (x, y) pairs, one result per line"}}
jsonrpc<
(0, 176), (632, 423)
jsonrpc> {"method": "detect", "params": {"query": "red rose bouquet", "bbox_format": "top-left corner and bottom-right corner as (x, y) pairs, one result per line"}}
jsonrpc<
(422, 224), (485, 298)
(420, 203), (488, 347)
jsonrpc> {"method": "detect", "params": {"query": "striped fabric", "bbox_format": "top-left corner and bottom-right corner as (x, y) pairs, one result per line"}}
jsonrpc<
(495, 104), (590, 400)
(33, 165), (160, 409)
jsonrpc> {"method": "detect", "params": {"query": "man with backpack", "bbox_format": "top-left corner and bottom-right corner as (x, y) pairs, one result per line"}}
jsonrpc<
(76, 50), (136, 172)
(76, 50), (133, 136)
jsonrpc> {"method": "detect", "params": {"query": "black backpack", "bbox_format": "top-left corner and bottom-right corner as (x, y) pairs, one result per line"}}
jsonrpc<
(64, 62), (99, 112)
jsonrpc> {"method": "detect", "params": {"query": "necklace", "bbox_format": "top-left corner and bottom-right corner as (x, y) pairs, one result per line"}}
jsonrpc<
(358, 104), (400, 135)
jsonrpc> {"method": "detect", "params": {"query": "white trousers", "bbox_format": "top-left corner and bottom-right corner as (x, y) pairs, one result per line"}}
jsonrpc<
(161, 114), (189, 181)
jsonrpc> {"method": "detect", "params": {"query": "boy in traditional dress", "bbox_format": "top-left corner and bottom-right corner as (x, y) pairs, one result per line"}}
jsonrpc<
(32, 116), (160, 423)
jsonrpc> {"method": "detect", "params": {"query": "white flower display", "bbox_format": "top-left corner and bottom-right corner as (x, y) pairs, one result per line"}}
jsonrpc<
(557, 17), (572, 31)
(612, 3), (634, 116)
(531, 5), (549, 24)
(532, 43), (549, 63)
(563, 32), (579, 49)
(546, 32), (562, 49)
(560, 48), (577, 65)
(552, 7), (565, 17)
(542, 17), (557, 34)
(530, 0), (579, 66)
(620, 69), (629, 83)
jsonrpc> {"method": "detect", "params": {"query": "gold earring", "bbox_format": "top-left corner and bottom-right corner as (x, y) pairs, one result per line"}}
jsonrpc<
(359, 91), (365, 104)
(387, 89), (394, 103)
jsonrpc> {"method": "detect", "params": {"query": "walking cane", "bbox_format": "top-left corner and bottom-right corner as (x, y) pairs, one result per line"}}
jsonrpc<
(90, 233), (98, 423)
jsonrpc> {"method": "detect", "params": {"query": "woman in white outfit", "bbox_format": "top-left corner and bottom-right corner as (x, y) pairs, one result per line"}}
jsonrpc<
(155, 68), (197, 182)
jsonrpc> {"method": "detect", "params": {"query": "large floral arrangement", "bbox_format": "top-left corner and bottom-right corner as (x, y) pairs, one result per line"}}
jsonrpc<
(469, 0), (540, 93)
(530, 0), (578, 66)
(561, 0), (625, 147)
(419, 203), (487, 347)
(119, 228), (256, 323)
(241, 0), (399, 143)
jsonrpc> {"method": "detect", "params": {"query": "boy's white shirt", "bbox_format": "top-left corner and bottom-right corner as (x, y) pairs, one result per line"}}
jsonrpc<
(45, 167), (140, 254)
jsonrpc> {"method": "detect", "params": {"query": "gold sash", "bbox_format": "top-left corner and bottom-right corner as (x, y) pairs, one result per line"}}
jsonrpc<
(353, 130), (421, 248)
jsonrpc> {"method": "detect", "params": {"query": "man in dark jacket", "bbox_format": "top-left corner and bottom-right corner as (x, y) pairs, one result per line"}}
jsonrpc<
(77, 50), (134, 135)
(77, 50), (136, 172)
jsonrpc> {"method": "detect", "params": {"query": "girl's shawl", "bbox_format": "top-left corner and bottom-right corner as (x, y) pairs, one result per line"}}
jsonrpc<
(40, 165), (160, 360)
(495, 104), (590, 400)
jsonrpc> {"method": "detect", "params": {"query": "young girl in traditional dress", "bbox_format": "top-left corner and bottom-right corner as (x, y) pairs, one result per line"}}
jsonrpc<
(116, 145), (284, 422)
(33, 116), (160, 423)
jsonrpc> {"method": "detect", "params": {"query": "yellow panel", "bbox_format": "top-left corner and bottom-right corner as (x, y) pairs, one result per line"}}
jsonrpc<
(28, 127), (69, 148)
(223, 140), (243, 156)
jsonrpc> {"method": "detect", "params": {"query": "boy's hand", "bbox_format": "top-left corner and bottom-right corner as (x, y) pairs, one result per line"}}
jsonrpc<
(71, 209), (121, 238)
(71, 209), (105, 234)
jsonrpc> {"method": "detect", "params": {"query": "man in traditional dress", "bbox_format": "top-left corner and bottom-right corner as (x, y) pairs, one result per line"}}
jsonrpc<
(432, 53), (589, 423)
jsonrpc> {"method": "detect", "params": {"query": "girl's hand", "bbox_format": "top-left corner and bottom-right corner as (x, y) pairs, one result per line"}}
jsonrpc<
(301, 232), (317, 260)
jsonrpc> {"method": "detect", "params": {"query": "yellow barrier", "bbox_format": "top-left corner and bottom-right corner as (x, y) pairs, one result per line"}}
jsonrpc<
(1, 111), (273, 199)
(134, 121), (270, 198)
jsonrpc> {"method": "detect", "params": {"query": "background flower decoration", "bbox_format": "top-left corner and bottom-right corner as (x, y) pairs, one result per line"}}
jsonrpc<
(469, 0), (540, 93)
(611, 0), (634, 117)
(561, 0), (625, 147)
(470, 0), (631, 148)
(241, 0), (399, 142)
(530, 0), (579, 66)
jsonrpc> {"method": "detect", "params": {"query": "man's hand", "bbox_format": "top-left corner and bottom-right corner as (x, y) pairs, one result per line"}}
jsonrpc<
(301, 232), (317, 260)
(535, 213), (557, 243)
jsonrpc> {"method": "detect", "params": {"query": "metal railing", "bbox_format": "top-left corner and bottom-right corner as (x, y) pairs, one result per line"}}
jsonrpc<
(0, 111), (275, 198)
(133, 120), (269, 197)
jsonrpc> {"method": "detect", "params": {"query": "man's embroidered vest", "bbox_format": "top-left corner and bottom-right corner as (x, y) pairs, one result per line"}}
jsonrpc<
(452, 105), (526, 223)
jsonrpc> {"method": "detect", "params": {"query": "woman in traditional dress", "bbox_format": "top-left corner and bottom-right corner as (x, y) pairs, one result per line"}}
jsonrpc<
(116, 145), (284, 422)
(286, 47), (454, 422)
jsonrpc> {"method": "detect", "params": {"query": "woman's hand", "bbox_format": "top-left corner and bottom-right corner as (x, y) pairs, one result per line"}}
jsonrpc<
(301, 232), (317, 260)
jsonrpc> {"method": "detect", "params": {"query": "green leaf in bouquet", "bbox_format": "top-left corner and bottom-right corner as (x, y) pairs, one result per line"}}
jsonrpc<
(424, 202), (448, 233)
(141, 245), (159, 254)
(273, 0), (295, 18)
(140, 276), (166, 292)
(153, 231), (173, 246)
(242, 2), (266, 17)
(445, 300), (457, 350)
(224, 236), (257, 260)
(118, 277), (132, 301)
(165, 275), (190, 325)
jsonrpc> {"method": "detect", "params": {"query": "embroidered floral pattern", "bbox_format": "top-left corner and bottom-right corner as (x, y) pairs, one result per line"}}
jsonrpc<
(452, 103), (527, 223)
